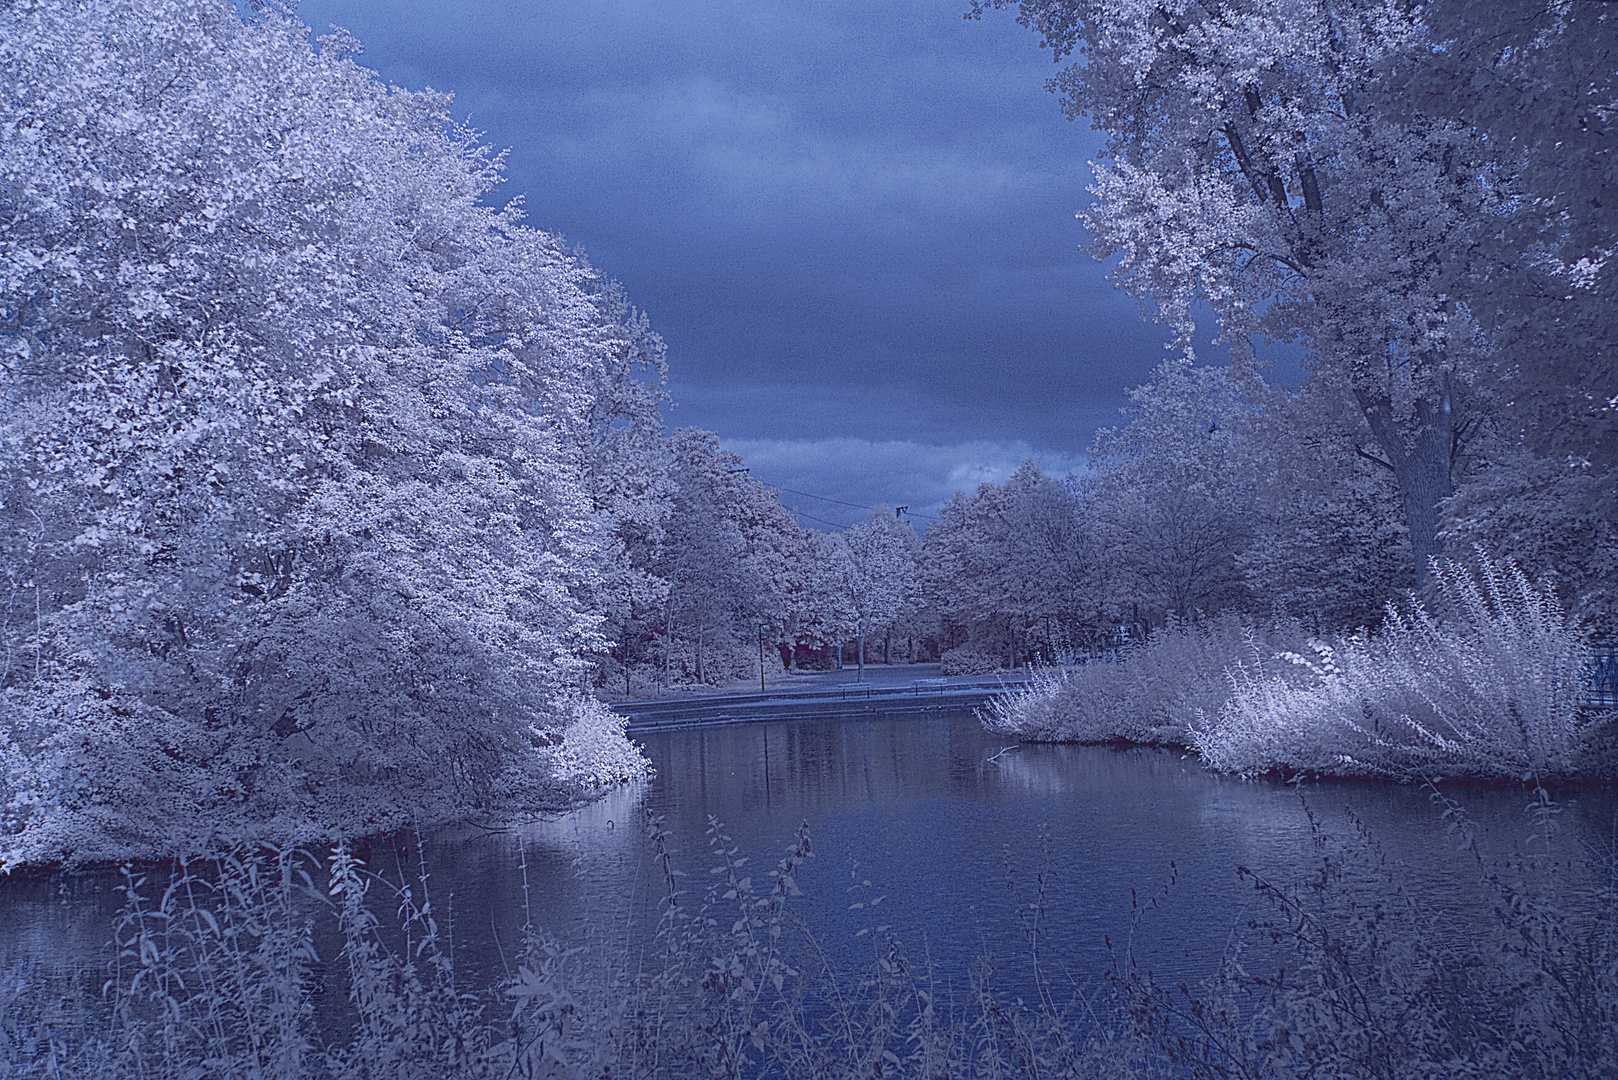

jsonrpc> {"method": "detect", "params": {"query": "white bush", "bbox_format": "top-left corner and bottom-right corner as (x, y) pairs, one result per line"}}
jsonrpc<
(983, 616), (1305, 746)
(539, 697), (652, 794)
(1195, 553), (1597, 780)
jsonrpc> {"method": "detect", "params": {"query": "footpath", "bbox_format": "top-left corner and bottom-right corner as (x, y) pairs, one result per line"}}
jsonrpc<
(602, 663), (1031, 731)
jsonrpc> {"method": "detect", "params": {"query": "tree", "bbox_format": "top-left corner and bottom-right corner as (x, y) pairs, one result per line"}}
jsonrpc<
(1086, 363), (1256, 627)
(840, 509), (921, 678)
(576, 280), (676, 695)
(588, 418), (675, 695)
(1234, 378), (1413, 628)
(924, 464), (1099, 663)
(806, 517), (910, 680)
(655, 430), (810, 686)
(1399, 3), (1617, 630)
(973, 0), (1616, 596)
(0, 0), (649, 864)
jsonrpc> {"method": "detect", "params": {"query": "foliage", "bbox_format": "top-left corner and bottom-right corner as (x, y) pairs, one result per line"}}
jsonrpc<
(1232, 378), (1414, 630)
(1086, 362), (1259, 624)
(643, 429), (809, 690)
(812, 509), (921, 677)
(982, 615), (1303, 746)
(925, 463), (1101, 664)
(1197, 552), (1601, 781)
(1442, 451), (1618, 637)
(0, 0), (652, 866)
(973, 0), (1618, 613)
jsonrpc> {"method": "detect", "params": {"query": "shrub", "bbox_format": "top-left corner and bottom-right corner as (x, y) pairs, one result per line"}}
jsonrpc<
(536, 696), (654, 795)
(982, 615), (1307, 746)
(990, 553), (1609, 782)
(1196, 552), (1600, 780)
(939, 646), (1001, 676)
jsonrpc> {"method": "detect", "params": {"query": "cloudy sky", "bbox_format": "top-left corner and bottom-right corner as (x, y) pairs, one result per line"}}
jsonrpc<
(291, 0), (1230, 528)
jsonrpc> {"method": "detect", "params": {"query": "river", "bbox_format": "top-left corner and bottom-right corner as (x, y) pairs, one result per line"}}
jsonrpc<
(4, 706), (1616, 1020)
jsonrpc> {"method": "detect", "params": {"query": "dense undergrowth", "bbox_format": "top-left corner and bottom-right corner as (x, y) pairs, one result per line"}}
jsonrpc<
(2, 795), (1616, 1079)
(985, 554), (1614, 781)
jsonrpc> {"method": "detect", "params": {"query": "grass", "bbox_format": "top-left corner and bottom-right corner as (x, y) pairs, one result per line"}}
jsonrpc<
(987, 553), (1614, 782)
(980, 614), (1308, 749)
(3, 792), (1616, 1078)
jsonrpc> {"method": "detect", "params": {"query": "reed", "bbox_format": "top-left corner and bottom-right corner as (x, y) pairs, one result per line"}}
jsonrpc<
(981, 615), (1307, 748)
(989, 552), (1610, 781)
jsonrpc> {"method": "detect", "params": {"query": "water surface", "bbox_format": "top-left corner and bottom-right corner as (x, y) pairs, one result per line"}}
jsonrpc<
(5, 708), (1615, 1007)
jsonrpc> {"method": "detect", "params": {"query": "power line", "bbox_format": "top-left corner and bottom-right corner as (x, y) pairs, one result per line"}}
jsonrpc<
(770, 484), (872, 511)
(766, 482), (939, 523)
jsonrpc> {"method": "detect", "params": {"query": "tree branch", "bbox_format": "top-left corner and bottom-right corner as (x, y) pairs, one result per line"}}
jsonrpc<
(1355, 445), (1396, 473)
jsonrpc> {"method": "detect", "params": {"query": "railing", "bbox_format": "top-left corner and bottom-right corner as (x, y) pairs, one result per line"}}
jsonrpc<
(1588, 644), (1618, 709)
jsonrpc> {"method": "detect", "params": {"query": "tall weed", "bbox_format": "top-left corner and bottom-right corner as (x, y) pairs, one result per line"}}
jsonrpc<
(6, 792), (1615, 1078)
(991, 553), (1607, 781)
(982, 616), (1307, 747)
(1197, 553), (1599, 780)
(1113, 789), (1618, 1078)
(0, 820), (1153, 1080)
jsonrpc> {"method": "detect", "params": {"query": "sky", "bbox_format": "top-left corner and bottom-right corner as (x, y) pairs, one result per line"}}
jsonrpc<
(289, 0), (1241, 529)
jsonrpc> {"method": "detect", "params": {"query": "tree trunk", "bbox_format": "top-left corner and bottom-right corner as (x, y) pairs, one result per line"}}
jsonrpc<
(1354, 382), (1457, 589)
(856, 627), (865, 680)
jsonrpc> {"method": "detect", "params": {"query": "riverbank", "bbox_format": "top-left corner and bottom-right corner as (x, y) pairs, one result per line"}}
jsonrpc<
(985, 561), (1618, 783)
(602, 663), (1030, 730)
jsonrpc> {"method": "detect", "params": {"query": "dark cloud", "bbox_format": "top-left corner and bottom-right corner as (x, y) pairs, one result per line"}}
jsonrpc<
(291, 0), (1265, 516)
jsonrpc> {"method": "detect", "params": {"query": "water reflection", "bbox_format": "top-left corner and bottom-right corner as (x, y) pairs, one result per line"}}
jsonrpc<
(4, 708), (1615, 1007)
(434, 710), (1618, 997)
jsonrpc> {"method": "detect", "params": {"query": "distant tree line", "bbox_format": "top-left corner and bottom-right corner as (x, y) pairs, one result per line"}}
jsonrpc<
(617, 337), (1609, 694)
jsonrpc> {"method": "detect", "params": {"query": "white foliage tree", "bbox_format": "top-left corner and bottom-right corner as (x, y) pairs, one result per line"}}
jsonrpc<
(924, 464), (1097, 664)
(844, 509), (921, 677)
(974, 0), (1617, 608)
(810, 512), (917, 680)
(1234, 377), (1413, 628)
(0, 0), (649, 865)
(659, 430), (773, 686)
(1086, 363), (1256, 627)
(1087, 359), (1411, 630)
